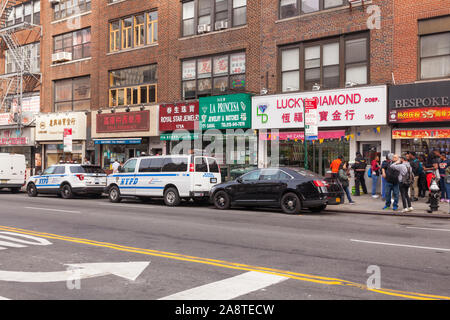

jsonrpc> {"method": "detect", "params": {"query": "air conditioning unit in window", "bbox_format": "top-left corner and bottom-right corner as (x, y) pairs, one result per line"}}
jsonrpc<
(49, 0), (61, 5)
(197, 24), (211, 34)
(52, 52), (72, 63)
(349, 0), (365, 10)
(215, 20), (228, 31)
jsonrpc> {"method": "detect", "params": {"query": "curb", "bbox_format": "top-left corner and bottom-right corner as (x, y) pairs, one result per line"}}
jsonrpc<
(325, 208), (450, 219)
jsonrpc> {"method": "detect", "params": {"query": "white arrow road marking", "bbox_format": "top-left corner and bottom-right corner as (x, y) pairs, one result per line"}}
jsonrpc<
(0, 231), (52, 250)
(159, 271), (288, 300)
(0, 261), (150, 283)
(350, 239), (450, 252)
(24, 207), (81, 214)
(0, 296), (10, 300)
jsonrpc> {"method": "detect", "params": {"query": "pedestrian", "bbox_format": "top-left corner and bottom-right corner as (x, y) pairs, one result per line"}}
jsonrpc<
(83, 157), (91, 165)
(407, 152), (420, 201)
(338, 161), (355, 204)
(439, 153), (450, 202)
(352, 151), (368, 196)
(380, 155), (392, 201)
(398, 156), (414, 212)
(424, 149), (440, 191)
(445, 165), (450, 204)
(418, 155), (427, 198)
(382, 153), (400, 211)
(371, 155), (381, 198)
(112, 159), (120, 174)
(330, 155), (343, 178)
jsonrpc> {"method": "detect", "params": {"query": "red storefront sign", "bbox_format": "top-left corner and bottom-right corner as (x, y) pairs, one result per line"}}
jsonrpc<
(389, 107), (450, 123)
(97, 110), (150, 133)
(159, 102), (199, 131)
(392, 129), (450, 139)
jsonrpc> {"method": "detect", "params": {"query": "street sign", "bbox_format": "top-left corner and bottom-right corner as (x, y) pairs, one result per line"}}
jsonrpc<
(304, 98), (318, 140)
(63, 128), (73, 153)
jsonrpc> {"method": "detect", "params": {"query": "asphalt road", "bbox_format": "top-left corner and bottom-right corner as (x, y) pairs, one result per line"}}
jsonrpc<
(0, 190), (449, 300)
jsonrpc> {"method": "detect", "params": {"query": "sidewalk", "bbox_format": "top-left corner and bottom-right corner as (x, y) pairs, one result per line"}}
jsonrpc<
(326, 194), (450, 219)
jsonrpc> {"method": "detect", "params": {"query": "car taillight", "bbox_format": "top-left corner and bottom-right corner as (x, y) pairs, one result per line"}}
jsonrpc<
(189, 163), (195, 172)
(76, 174), (84, 181)
(313, 180), (325, 187)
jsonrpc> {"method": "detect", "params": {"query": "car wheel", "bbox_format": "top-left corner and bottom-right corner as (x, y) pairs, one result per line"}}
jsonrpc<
(27, 183), (37, 197)
(164, 187), (180, 207)
(310, 205), (327, 213)
(60, 184), (73, 199)
(281, 192), (301, 214)
(109, 186), (122, 203)
(213, 191), (231, 210)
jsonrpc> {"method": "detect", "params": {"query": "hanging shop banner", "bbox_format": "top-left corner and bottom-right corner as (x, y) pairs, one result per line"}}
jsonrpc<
(0, 127), (34, 146)
(199, 93), (252, 130)
(392, 129), (450, 139)
(63, 128), (73, 153)
(159, 102), (199, 131)
(388, 81), (450, 123)
(36, 112), (86, 141)
(252, 85), (387, 130)
(96, 110), (150, 133)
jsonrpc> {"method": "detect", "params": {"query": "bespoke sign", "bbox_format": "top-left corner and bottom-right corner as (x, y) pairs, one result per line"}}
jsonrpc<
(388, 81), (450, 123)
(199, 93), (252, 130)
(96, 110), (150, 133)
(159, 102), (199, 132)
(252, 86), (387, 130)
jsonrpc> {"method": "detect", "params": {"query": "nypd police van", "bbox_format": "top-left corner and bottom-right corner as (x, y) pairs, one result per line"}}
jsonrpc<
(26, 164), (107, 199)
(106, 155), (221, 206)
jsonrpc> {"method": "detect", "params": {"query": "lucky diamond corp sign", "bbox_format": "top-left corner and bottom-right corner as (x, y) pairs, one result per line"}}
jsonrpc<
(199, 93), (252, 130)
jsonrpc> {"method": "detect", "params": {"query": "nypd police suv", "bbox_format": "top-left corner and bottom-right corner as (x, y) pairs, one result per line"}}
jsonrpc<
(106, 155), (221, 206)
(26, 164), (107, 199)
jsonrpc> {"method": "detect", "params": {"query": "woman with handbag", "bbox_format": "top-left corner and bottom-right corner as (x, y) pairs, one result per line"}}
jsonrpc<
(338, 161), (355, 204)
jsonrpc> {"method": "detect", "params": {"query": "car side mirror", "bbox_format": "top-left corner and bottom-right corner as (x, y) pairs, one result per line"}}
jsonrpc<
(119, 166), (125, 173)
(236, 177), (243, 183)
(37, 171), (42, 176)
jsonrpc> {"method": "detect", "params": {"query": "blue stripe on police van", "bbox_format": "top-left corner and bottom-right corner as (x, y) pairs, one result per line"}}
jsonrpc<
(119, 186), (165, 189)
(111, 174), (179, 178)
(36, 184), (60, 188)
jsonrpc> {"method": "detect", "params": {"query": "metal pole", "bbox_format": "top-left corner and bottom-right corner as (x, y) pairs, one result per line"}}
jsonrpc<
(304, 104), (308, 170)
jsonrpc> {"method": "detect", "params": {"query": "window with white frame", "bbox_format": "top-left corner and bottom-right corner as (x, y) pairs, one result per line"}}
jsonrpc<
(182, 0), (247, 36)
(279, 0), (346, 19)
(6, 0), (40, 27)
(420, 32), (450, 80)
(5, 42), (40, 74)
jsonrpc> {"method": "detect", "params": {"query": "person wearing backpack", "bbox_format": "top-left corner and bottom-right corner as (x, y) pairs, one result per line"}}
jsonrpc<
(398, 156), (414, 212)
(382, 153), (401, 211)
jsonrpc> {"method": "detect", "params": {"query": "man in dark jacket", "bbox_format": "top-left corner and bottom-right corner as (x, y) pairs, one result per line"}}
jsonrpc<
(352, 151), (368, 196)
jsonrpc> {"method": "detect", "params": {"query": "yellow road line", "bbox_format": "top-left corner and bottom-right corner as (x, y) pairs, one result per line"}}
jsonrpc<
(0, 225), (448, 300)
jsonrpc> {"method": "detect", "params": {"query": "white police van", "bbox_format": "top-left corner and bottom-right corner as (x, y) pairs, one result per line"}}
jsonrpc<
(26, 164), (107, 199)
(106, 155), (221, 206)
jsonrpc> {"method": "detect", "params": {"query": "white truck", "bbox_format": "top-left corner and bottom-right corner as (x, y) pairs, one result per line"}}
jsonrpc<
(0, 153), (26, 193)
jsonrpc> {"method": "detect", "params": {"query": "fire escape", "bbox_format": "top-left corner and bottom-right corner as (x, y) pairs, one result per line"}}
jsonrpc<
(0, 0), (41, 129)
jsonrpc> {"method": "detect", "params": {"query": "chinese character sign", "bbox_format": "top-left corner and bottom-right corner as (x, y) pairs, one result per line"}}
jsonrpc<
(159, 102), (199, 131)
(252, 86), (387, 129)
(96, 110), (150, 133)
(199, 94), (252, 130)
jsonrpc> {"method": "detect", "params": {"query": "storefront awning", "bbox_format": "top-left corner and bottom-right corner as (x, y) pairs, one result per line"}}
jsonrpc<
(94, 138), (142, 145)
(259, 130), (346, 141)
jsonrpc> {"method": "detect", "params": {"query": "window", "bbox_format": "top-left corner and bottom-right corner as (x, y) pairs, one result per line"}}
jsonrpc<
(53, 166), (66, 174)
(241, 170), (261, 182)
(161, 157), (188, 172)
(109, 11), (158, 52)
(6, 1), (40, 26)
(123, 159), (137, 173)
(207, 158), (220, 172)
(54, 76), (90, 112)
(182, 52), (245, 99)
(43, 166), (56, 175)
(279, 0), (345, 19)
(109, 65), (157, 107)
(259, 169), (280, 181)
(182, 0), (247, 36)
(5, 42), (40, 74)
(195, 157), (208, 172)
(280, 33), (368, 92)
(53, 0), (91, 21)
(139, 158), (164, 172)
(420, 32), (450, 80)
(53, 28), (91, 62)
